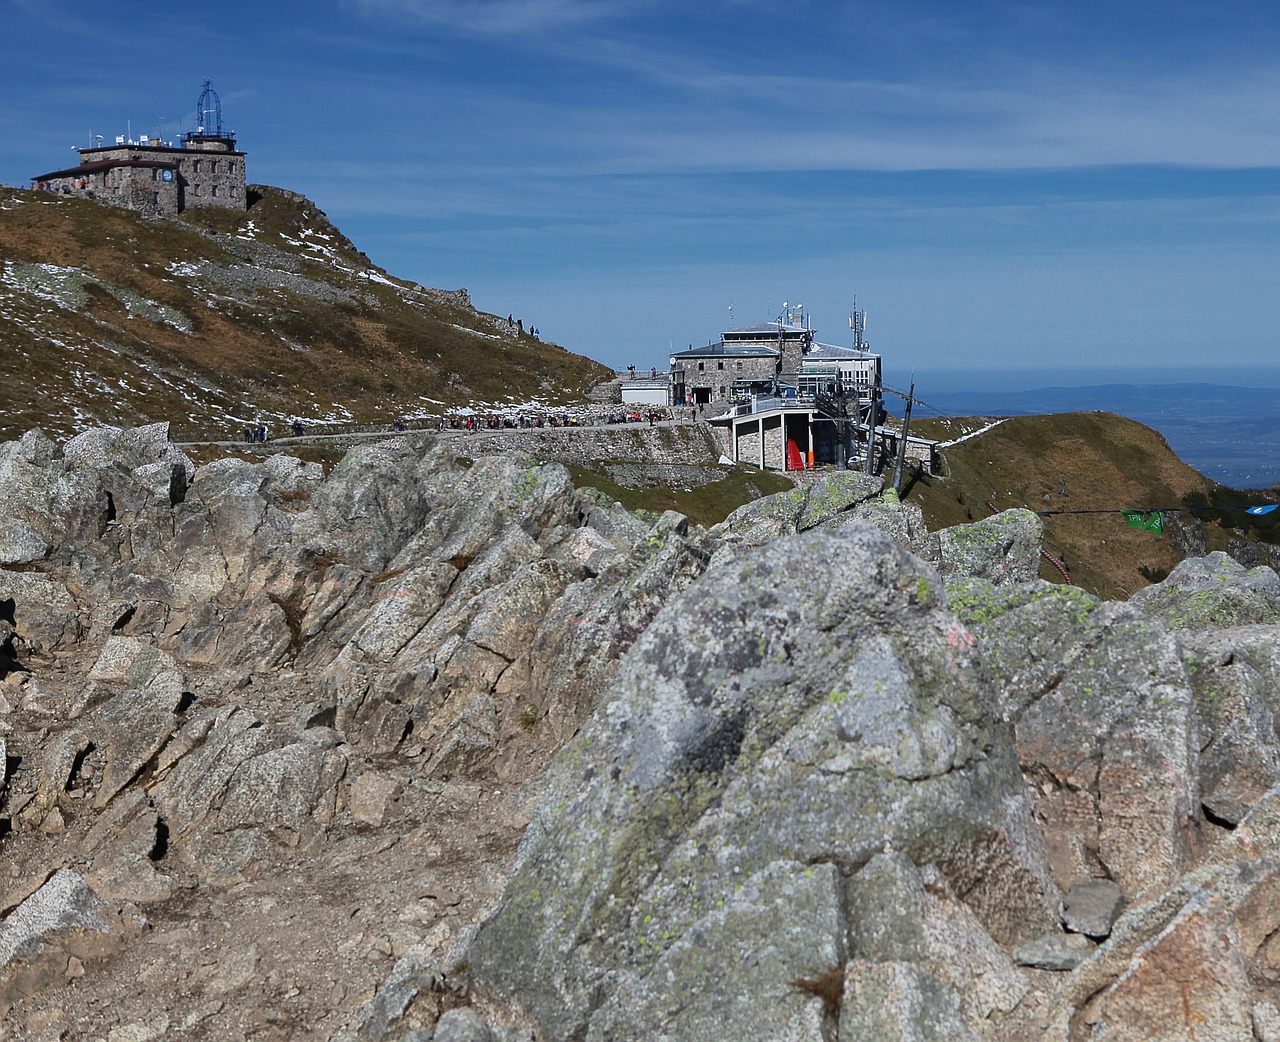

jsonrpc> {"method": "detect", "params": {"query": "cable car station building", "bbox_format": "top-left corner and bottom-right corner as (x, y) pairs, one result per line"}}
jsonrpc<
(669, 306), (881, 406)
(673, 305), (937, 475)
(32, 80), (246, 218)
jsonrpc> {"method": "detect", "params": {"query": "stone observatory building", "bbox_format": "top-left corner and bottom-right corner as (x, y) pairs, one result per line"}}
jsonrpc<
(32, 79), (246, 218)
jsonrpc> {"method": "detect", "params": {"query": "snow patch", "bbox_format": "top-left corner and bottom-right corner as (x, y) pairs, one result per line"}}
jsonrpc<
(938, 418), (1008, 447)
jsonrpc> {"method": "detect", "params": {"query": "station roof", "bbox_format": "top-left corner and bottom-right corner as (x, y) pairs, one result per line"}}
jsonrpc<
(671, 342), (780, 359)
(802, 342), (880, 361)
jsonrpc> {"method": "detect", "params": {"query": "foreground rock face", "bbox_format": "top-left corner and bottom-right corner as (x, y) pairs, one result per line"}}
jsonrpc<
(469, 524), (1057, 1041)
(0, 424), (716, 1037)
(3, 427), (1280, 1042)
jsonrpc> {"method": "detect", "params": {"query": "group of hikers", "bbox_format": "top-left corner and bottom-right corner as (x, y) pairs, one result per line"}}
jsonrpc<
(242, 420), (308, 442)
(439, 413), (580, 431)
(505, 315), (541, 339)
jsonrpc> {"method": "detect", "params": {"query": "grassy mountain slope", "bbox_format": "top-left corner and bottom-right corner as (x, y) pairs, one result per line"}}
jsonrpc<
(905, 412), (1220, 600)
(0, 185), (610, 441)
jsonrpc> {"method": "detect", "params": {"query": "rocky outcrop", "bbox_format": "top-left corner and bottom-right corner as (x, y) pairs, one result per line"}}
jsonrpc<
(5, 424), (1280, 1042)
(1178, 625), (1280, 825)
(0, 425), (726, 1034)
(460, 514), (1280, 1041)
(920, 508), (1044, 585)
(950, 580), (1200, 901)
(1131, 550), (1280, 628)
(711, 470), (929, 557)
(467, 524), (1059, 1041)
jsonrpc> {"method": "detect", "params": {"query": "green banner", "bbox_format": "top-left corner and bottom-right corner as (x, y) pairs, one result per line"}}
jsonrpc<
(1121, 510), (1164, 533)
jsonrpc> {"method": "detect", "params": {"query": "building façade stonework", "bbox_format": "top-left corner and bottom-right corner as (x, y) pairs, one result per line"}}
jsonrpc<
(34, 136), (246, 218)
(32, 82), (246, 218)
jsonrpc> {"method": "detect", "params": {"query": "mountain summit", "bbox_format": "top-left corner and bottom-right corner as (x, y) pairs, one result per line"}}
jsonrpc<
(0, 184), (609, 441)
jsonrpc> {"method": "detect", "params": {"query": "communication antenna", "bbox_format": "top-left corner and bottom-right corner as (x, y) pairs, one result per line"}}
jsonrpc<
(850, 296), (867, 352)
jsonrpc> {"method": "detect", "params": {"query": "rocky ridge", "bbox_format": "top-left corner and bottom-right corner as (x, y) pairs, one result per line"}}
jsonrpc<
(1, 424), (1279, 1041)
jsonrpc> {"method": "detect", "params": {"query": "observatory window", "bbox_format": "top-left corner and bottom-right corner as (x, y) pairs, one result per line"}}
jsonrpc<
(211, 186), (218, 197)
(211, 160), (218, 173)
(697, 362), (704, 371)
(718, 361), (724, 370)
(193, 159), (201, 173)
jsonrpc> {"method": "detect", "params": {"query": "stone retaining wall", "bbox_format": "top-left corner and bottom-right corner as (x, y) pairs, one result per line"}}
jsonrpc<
(461, 424), (724, 467)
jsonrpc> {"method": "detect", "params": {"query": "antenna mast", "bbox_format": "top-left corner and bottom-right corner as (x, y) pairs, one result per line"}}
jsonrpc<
(850, 296), (867, 352)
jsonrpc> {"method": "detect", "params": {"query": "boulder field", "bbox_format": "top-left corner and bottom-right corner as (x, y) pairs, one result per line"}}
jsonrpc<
(2, 424), (1280, 1041)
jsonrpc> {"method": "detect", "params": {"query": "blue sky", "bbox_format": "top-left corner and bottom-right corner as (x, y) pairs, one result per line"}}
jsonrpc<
(4, 0), (1280, 388)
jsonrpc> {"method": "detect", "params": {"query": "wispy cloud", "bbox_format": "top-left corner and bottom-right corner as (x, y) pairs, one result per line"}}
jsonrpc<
(345, 0), (650, 35)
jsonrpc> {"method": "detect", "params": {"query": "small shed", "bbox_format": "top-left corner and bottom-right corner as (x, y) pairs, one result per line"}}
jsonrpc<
(621, 379), (669, 406)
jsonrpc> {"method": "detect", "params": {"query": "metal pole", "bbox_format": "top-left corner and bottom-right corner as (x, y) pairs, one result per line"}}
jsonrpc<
(892, 380), (915, 492)
(862, 380), (879, 475)
(835, 386), (847, 470)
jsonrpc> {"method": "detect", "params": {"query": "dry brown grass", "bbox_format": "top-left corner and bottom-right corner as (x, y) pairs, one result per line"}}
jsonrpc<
(0, 184), (610, 443)
(904, 411), (1217, 599)
(790, 966), (845, 1017)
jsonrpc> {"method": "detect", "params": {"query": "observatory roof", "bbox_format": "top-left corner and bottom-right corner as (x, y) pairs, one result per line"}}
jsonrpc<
(32, 157), (179, 181)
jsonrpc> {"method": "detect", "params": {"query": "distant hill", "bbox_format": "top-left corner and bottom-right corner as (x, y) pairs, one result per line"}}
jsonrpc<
(0, 185), (611, 441)
(919, 383), (1280, 490)
(905, 411), (1232, 600)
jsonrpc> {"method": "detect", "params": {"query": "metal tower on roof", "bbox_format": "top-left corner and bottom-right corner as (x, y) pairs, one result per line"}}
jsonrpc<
(186, 79), (236, 147)
(195, 79), (223, 136)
